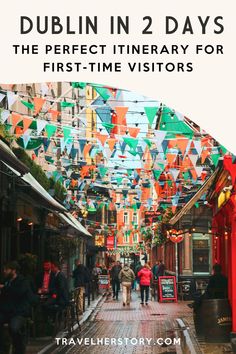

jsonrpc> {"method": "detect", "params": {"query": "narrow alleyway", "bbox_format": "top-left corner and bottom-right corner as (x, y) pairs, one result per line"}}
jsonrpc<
(53, 292), (195, 354)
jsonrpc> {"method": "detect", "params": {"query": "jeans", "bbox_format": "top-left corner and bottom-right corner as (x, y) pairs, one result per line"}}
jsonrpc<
(112, 279), (120, 299)
(122, 282), (132, 305)
(140, 285), (150, 303)
(0, 313), (27, 354)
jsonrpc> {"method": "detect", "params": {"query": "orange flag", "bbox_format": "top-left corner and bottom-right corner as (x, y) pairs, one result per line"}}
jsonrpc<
(11, 113), (22, 129)
(128, 127), (140, 138)
(22, 117), (32, 133)
(33, 97), (46, 114)
(15, 126), (23, 137)
(201, 150), (210, 164)
(97, 133), (108, 146)
(115, 106), (128, 125)
(176, 139), (189, 155)
(107, 138), (117, 151)
(166, 153), (177, 165)
(48, 109), (60, 121)
(83, 143), (92, 158)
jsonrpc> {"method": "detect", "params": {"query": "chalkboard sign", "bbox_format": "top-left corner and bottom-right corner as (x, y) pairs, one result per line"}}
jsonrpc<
(158, 276), (177, 302)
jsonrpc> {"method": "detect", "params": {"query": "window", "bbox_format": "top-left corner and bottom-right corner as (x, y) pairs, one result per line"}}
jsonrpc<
(133, 212), (138, 224)
(192, 237), (210, 273)
(124, 232), (129, 244)
(133, 232), (138, 243)
(124, 212), (129, 225)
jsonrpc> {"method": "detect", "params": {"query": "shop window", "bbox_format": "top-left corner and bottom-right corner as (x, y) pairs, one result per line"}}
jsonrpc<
(124, 233), (129, 243)
(192, 238), (210, 273)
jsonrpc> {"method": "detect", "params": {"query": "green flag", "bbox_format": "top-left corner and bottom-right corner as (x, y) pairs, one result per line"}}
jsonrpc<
(45, 124), (57, 139)
(71, 82), (86, 89)
(143, 138), (152, 148)
(153, 170), (162, 181)
(144, 107), (158, 126)
(61, 101), (75, 108)
(21, 100), (35, 110)
(102, 122), (114, 130)
(63, 126), (72, 141)
(94, 87), (110, 101)
(99, 167), (108, 178)
(211, 153), (221, 167)
(123, 137), (139, 150)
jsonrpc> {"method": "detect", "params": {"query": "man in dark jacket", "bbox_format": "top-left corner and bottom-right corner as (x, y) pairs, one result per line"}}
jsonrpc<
(110, 261), (122, 300)
(72, 259), (90, 315)
(36, 260), (56, 295)
(156, 260), (165, 277)
(0, 261), (36, 354)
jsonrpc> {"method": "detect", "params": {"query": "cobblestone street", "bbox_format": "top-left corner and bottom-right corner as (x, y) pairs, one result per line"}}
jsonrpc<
(53, 292), (194, 354)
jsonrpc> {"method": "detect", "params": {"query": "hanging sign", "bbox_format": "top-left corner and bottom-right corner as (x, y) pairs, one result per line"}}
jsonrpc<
(158, 276), (177, 303)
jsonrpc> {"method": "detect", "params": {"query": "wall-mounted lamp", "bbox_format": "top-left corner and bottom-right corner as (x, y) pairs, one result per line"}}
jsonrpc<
(16, 217), (22, 222)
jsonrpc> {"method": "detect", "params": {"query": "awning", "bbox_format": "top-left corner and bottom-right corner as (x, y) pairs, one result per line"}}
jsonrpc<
(169, 169), (219, 226)
(0, 140), (29, 175)
(59, 212), (92, 237)
(2, 161), (66, 212)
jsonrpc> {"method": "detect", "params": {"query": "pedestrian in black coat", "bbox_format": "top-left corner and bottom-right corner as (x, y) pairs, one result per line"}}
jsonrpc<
(0, 261), (38, 354)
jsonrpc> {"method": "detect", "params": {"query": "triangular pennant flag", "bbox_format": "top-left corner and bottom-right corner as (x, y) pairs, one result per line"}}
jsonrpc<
(1, 110), (10, 123)
(48, 109), (60, 121)
(83, 143), (92, 157)
(21, 100), (35, 110)
(169, 169), (179, 181)
(195, 166), (204, 177)
(97, 133), (108, 146)
(103, 147), (113, 159)
(101, 122), (114, 130)
(71, 82), (86, 89)
(36, 120), (47, 135)
(0, 93), (5, 103)
(144, 107), (158, 126)
(153, 170), (162, 181)
(33, 97), (46, 114)
(166, 153), (177, 164)
(78, 139), (87, 154)
(107, 138), (117, 151)
(211, 153), (221, 167)
(60, 138), (67, 152)
(201, 149), (210, 164)
(119, 141), (127, 154)
(189, 154), (198, 166)
(7, 91), (17, 107)
(114, 107), (128, 126)
(193, 140), (202, 157)
(15, 126), (23, 137)
(143, 138), (152, 148)
(99, 167), (108, 178)
(43, 138), (50, 152)
(94, 87), (111, 101)
(176, 139), (189, 155)
(66, 141), (73, 155)
(45, 124), (57, 139)
(22, 134), (31, 148)
(11, 113), (22, 129)
(22, 117), (33, 133)
(128, 127), (140, 138)
(61, 101), (75, 108)
(123, 137), (139, 150)
(63, 126), (72, 141)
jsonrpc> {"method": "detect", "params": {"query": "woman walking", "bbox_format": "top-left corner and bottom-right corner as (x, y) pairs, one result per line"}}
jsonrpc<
(138, 263), (153, 305)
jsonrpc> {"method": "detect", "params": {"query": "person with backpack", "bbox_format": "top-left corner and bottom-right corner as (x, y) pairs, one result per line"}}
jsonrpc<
(118, 264), (135, 306)
(110, 261), (122, 300)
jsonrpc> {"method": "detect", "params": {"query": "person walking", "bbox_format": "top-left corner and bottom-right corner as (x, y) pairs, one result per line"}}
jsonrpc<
(72, 259), (90, 315)
(118, 263), (135, 306)
(110, 261), (122, 300)
(0, 261), (38, 354)
(138, 263), (153, 305)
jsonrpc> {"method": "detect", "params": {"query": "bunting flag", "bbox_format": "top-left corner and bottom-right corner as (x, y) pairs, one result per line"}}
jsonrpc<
(36, 120), (47, 135)
(45, 124), (57, 139)
(48, 109), (60, 121)
(114, 106), (128, 127)
(144, 106), (158, 126)
(71, 82), (86, 89)
(0, 93), (5, 103)
(99, 167), (108, 178)
(107, 138), (117, 151)
(94, 87), (111, 101)
(63, 126), (72, 141)
(128, 127), (140, 138)
(61, 101), (75, 108)
(176, 138), (189, 155)
(78, 139), (87, 154)
(101, 122), (114, 131)
(11, 113), (22, 129)
(22, 134), (31, 148)
(97, 133), (108, 146)
(211, 153), (221, 167)
(193, 140), (203, 156)
(169, 169), (179, 181)
(1, 110), (10, 123)
(143, 138), (152, 148)
(7, 91), (17, 107)
(21, 100), (35, 111)
(153, 170), (162, 181)
(123, 137), (139, 151)
(33, 97), (46, 114)
(22, 117), (33, 133)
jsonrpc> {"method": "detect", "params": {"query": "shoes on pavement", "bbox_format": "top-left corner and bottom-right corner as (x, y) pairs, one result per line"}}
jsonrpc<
(140, 302), (144, 305)
(127, 303), (130, 306)
(123, 302), (125, 306)
(145, 302), (148, 305)
(113, 295), (116, 299)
